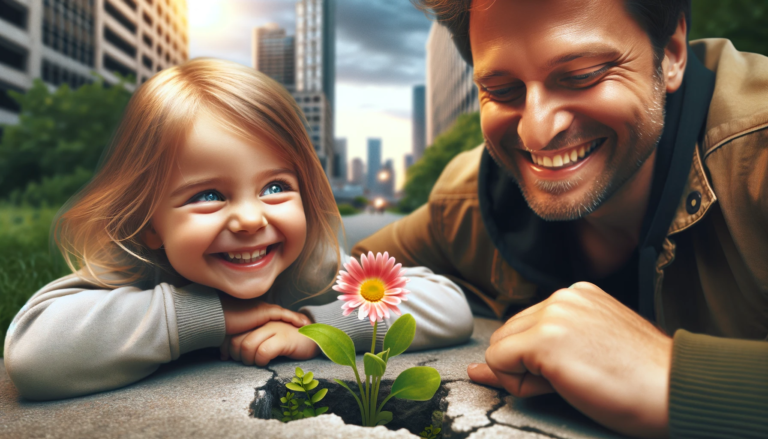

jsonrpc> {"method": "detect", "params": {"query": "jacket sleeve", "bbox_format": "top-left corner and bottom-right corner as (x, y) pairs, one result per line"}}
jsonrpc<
(3, 274), (225, 401)
(351, 203), (458, 278)
(299, 261), (474, 353)
(668, 330), (768, 438)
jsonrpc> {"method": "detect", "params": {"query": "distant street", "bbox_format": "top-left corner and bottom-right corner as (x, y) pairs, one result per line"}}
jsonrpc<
(340, 211), (405, 253)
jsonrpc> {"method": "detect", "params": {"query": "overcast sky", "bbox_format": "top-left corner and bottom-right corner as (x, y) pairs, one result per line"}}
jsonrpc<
(187, 0), (434, 189)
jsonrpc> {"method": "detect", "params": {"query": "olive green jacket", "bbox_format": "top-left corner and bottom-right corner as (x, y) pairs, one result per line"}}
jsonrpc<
(353, 39), (768, 437)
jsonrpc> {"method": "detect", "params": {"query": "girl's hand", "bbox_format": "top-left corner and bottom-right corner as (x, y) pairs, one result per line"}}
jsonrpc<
(219, 294), (311, 335)
(220, 321), (320, 366)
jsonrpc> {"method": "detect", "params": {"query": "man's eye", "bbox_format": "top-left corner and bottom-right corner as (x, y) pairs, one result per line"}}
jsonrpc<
(188, 190), (224, 203)
(563, 65), (611, 86)
(484, 85), (524, 101)
(260, 181), (288, 196)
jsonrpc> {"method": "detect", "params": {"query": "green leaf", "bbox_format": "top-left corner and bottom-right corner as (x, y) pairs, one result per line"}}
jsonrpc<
(316, 406), (329, 415)
(302, 371), (314, 384)
(389, 367), (441, 401)
(376, 411), (393, 425)
(295, 367), (304, 378)
(311, 388), (328, 403)
(305, 380), (319, 391)
(283, 411), (290, 416)
(279, 397), (287, 403)
(364, 352), (387, 377)
(299, 323), (357, 367)
(383, 313), (416, 358)
(303, 407), (315, 418)
(286, 383), (305, 392)
(376, 348), (390, 363)
(304, 400), (312, 406)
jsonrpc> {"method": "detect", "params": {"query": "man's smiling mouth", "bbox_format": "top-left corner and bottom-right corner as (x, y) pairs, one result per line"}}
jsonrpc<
(528, 138), (606, 169)
(217, 243), (279, 264)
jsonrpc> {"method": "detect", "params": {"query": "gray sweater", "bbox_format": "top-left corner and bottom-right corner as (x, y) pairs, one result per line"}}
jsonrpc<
(4, 259), (474, 401)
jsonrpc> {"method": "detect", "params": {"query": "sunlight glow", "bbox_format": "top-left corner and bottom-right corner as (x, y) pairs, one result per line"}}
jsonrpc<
(188, 0), (231, 34)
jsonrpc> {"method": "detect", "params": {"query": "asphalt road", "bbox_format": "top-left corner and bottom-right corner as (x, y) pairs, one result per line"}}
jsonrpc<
(340, 211), (405, 253)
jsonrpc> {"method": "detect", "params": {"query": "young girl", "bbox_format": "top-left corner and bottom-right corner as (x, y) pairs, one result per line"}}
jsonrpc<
(4, 59), (474, 401)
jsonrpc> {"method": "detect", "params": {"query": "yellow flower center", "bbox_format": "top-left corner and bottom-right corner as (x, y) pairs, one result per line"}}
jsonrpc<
(359, 278), (386, 302)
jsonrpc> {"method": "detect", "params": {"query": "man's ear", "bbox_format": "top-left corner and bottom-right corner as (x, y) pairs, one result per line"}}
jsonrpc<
(142, 224), (164, 250)
(662, 13), (688, 94)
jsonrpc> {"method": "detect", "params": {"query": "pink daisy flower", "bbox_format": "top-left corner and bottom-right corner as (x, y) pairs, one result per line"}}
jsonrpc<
(333, 251), (410, 325)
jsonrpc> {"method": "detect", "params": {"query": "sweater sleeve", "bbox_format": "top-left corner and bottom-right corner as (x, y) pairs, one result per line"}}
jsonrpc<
(299, 263), (474, 353)
(3, 274), (225, 401)
(669, 329), (768, 438)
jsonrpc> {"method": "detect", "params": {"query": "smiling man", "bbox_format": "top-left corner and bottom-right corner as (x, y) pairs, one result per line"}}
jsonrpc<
(352, 0), (768, 437)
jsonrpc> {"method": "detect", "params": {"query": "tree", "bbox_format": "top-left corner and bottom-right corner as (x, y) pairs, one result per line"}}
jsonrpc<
(690, 0), (767, 55)
(0, 77), (132, 206)
(399, 113), (483, 213)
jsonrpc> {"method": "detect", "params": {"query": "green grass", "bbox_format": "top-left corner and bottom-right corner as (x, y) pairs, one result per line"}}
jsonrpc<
(0, 206), (70, 357)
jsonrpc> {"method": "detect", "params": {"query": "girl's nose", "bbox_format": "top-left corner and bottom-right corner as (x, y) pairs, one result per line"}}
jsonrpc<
(228, 201), (268, 234)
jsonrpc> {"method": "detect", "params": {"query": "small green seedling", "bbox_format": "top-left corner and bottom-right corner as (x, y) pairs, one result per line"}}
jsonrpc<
(419, 424), (442, 439)
(279, 367), (329, 422)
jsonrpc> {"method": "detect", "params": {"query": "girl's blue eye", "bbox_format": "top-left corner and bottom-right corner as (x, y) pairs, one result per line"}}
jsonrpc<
(189, 190), (224, 203)
(261, 182), (286, 196)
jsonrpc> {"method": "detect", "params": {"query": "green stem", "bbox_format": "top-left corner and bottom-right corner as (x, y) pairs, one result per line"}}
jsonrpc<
(351, 364), (368, 425)
(370, 375), (382, 424)
(371, 321), (378, 354)
(364, 374), (371, 425)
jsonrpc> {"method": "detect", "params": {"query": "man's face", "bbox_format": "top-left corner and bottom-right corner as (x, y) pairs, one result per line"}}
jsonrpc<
(470, 0), (667, 220)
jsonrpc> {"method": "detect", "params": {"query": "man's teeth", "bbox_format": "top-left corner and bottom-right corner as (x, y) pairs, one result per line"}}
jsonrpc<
(531, 139), (601, 169)
(224, 248), (269, 264)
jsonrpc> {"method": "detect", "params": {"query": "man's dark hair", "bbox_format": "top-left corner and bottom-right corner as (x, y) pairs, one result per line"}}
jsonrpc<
(411, 0), (691, 65)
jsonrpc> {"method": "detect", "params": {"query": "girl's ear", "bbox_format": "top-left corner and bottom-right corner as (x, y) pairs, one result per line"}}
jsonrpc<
(142, 224), (164, 250)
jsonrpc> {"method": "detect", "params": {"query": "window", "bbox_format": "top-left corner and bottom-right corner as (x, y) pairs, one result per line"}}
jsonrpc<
(142, 12), (152, 26)
(0, 79), (23, 113)
(42, 0), (95, 67)
(0, 0), (28, 30)
(0, 37), (27, 72)
(103, 53), (136, 80)
(123, 0), (137, 11)
(41, 60), (92, 89)
(104, 1), (136, 34)
(142, 33), (152, 48)
(104, 26), (137, 58)
(142, 54), (152, 69)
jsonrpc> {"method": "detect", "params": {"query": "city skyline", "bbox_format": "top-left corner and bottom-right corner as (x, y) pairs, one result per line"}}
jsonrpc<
(188, 0), (432, 190)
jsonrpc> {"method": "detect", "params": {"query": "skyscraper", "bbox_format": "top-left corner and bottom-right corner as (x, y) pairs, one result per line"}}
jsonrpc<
(412, 85), (426, 159)
(367, 138), (382, 193)
(252, 23), (295, 91)
(294, 0), (335, 176)
(0, 0), (189, 128)
(381, 158), (395, 198)
(425, 22), (478, 145)
(350, 157), (365, 186)
(333, 137), (347, 183)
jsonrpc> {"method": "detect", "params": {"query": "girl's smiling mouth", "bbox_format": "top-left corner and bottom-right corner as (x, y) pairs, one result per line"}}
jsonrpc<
(215, 243), (280, 268)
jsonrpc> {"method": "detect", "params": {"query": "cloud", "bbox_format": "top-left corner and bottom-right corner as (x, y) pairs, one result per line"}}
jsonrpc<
(189, 0), (432, 87)
(335, 0), (432, 86)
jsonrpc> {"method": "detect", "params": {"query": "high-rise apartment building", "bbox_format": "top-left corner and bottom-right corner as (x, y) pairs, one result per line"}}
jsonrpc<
(412, 84), (426, 159)
(380, 158), (395, 198)
(0, 0), (189, 128)
(350, 157), (364, 186)
(332, 137), (347, 183)
(252, 23), (294, 91)
(366, 138), (381, 193)
(294, 0), (335, 176)
(425, 22), (477, 145)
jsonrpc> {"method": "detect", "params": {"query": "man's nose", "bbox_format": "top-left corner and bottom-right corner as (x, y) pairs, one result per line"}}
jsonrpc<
(517, 83), (573, 151)
(228, 200), (268, 234)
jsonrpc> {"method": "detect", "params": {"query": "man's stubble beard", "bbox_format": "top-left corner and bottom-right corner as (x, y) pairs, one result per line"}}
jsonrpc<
(492, 66), (667, 221)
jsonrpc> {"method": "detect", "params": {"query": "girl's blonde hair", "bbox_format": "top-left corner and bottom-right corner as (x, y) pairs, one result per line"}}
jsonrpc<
(54, 58), (341, 294)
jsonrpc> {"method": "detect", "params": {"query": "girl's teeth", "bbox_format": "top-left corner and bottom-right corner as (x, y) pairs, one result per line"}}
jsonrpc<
(224, 247), (270, 264)
(531, 140), (601, 169)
